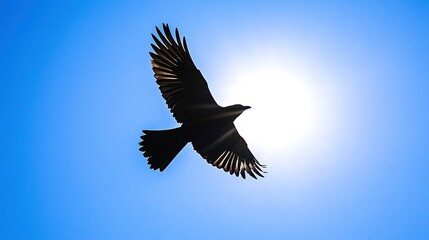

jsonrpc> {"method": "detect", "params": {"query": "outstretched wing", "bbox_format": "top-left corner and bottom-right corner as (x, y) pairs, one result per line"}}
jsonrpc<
(150, 24), (220, 124)
(192, 124), (266, 179)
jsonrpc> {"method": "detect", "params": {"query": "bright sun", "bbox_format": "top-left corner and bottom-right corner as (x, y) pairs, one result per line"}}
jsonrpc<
(217, 54), (327, 156)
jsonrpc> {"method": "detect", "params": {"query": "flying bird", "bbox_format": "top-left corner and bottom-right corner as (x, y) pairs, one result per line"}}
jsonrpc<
(139, 24), (266, 179)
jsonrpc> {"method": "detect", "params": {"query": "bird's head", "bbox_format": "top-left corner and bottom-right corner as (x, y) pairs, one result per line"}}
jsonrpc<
(225, 104), (251, 119)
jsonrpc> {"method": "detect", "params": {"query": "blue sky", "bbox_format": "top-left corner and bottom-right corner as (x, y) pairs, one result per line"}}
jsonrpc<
(1, 0), (428, 239)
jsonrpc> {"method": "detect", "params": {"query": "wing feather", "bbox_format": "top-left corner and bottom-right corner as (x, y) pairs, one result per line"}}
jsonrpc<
(150, 24), (220, 123)
(193, 124), (266, 179)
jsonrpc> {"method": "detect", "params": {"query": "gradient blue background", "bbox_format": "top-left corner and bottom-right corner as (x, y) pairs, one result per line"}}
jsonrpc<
(1, 1), (428, 239)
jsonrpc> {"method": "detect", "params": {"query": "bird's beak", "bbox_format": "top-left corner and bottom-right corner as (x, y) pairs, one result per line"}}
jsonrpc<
(244, 106), (251, 110)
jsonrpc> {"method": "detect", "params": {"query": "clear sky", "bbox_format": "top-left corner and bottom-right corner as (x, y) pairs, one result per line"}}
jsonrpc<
(1, 0), (428, 239)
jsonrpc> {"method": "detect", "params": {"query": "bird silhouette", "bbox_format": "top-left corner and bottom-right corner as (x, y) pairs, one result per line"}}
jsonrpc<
(139, 24), (266, 179)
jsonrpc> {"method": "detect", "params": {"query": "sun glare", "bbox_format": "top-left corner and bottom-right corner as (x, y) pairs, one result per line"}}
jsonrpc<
(217, 53), (327, 157)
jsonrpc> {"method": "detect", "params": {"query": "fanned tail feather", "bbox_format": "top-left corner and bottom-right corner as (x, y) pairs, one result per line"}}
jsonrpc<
(139, 127), (188, 171)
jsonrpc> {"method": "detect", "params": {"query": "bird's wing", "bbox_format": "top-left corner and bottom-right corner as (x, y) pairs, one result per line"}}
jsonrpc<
(192, 124), (266, 179)
(150, 24), (220, 124)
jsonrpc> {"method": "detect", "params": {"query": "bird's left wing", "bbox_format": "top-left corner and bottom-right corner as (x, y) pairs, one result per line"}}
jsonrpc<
(192, 125), (266, 179)
(150, 24), (220, 124)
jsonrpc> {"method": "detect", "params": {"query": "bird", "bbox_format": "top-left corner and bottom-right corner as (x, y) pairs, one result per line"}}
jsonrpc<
(139, 24), (266, 179)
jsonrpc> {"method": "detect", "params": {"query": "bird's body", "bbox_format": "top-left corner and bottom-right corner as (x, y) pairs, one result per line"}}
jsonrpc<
(139, 24), (266, 179)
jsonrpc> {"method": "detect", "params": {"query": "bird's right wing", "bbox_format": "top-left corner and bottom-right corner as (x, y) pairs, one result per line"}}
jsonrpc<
(150, 24), (220, 124)
(192, 124), (266, 179)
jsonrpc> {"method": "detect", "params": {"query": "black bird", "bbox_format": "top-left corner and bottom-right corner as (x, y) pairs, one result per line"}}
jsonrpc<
(139, 24), (266, 179)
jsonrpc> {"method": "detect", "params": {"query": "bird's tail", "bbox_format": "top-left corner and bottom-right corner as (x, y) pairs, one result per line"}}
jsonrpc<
(139, 127), (188, 171)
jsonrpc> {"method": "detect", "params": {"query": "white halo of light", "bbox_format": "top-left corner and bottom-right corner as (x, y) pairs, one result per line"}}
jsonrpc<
(230, 63), (320, 150)
(213, 46), (335, 167)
